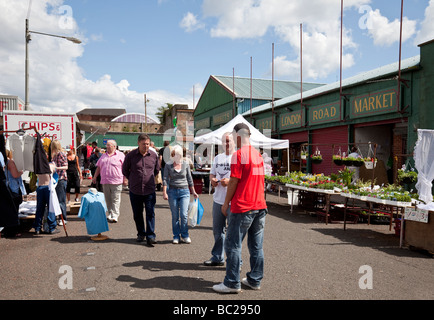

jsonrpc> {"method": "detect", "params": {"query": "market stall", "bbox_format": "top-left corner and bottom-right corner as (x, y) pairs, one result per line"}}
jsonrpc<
(194, 114), (289, 167)
(402, 129), (434, 253)
(194, 114), (290, 194)
(0, 126), (68, 236)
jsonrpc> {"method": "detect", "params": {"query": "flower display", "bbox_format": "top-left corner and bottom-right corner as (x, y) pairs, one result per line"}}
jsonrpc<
(265, 172), (421, 204)
(397, 167), (417, 184)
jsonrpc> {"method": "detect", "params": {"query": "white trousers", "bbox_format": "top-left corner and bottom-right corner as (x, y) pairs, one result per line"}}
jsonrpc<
(102, 184), (123, 221)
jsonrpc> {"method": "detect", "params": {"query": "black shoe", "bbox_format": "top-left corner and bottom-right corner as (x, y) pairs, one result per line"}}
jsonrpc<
(48, 229), (60, 235)
(204, 260), (224, 267)
(136, 235), (145, 242)
(147, 238), (157, 244)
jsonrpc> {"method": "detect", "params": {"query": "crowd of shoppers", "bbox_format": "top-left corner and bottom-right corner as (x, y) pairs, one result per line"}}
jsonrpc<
(9, 122), (267, 295)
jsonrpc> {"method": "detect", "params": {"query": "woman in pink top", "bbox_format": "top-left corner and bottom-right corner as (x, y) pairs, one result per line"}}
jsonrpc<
(92, 140), (125, 222)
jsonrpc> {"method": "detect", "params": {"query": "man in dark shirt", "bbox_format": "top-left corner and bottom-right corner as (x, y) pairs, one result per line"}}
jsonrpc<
(122, 134), (160, 245)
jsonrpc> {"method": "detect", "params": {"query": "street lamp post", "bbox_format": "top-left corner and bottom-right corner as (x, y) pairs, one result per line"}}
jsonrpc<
(25, 18), (81, 110)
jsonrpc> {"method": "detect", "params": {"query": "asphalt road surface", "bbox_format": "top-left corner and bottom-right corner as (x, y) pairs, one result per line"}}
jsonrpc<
(1, 182), (433, 313)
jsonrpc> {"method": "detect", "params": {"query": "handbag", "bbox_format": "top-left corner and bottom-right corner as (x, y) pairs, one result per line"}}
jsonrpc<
(188, 198), (204, 227)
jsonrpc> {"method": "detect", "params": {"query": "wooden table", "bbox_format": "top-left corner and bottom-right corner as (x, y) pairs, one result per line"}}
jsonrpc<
(340, 193), (414, 248)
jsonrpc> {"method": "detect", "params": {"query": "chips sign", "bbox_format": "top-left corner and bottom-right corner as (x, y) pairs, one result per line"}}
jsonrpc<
(3, 111), (78, 149)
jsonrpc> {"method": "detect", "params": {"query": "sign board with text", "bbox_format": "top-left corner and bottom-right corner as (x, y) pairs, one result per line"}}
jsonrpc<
(404, 207), (429, 223)
(350, 88), (398, 119)
(3, 111), (78, 149)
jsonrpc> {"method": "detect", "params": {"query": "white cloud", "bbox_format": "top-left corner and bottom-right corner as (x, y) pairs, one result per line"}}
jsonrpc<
(200, 0), (367, 81)
(180, 12), (205, 32)
(415, 0), (434, 45)
(366, 9), (417, 46)
(0, 0), (191, 122)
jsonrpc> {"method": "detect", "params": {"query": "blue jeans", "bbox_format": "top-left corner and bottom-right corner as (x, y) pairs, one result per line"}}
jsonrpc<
(168, 188), (190, 240)
(129, 191), (156, 240)
(33, 186), (57, 232)
(210, 202), (229, 263)
(224, 209), (267, 289)
(56, 179), (67, 221)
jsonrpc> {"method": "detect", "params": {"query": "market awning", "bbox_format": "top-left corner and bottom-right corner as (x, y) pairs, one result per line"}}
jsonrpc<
(194, 114), (289, 150)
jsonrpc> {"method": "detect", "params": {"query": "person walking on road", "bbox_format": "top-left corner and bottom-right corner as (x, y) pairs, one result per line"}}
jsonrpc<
(66, 147), (81, 203)
(122, 134), (160, 245)
(213, 123), (268, 294)
(204, 132), (235, 267)
(51, 140), (68, 225)
(162, 144), (198, 244)
(92, 140), (125, 223)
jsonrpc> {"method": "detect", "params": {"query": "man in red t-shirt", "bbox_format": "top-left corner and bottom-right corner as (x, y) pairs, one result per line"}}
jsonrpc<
(213, 123), (267, 294)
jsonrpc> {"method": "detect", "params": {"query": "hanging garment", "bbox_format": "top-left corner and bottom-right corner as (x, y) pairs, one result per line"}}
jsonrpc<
(6, 134), (35, 172)
(23, 134), (35, 171)
(8, 134), (25, 172)
(78, 190), (109, 235)
(414, 129), (434, 211)
(33, 132), (51, 174)
(49, 174), (62, 217)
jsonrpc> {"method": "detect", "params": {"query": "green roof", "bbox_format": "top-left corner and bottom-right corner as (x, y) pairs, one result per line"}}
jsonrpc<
(213, 75), (324, 100)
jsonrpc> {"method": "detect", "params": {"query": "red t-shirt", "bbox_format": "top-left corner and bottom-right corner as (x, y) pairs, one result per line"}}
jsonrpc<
(230, 145), (267, 213)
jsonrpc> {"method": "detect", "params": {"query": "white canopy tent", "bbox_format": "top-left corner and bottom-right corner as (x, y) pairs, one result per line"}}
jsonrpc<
(194, 114), (289, 149)
(194, 114), (289, 173)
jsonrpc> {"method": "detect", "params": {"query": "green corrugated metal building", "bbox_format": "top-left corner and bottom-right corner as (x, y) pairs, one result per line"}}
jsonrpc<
(238, 39), (434, 184)
(84, 132), (169, 150)
(194, 75), (324, 134)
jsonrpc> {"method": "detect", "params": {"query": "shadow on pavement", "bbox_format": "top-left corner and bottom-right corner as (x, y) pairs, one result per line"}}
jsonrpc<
(116, 274), (216, 293)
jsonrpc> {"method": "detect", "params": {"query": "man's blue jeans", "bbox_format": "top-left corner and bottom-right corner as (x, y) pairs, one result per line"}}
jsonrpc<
(167, 188), (190, 240)
(33, 186), (57, 232)
(210, 201), (229, 263)
(224, 209), (267, 289)
(129, 191), (156, 240)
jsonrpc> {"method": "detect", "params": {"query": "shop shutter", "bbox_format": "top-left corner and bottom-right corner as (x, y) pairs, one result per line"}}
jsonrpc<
(281, 131), (308, 144)
(311, 125), (348, 176)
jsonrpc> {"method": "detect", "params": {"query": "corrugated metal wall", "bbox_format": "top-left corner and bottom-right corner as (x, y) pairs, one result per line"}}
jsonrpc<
(311, 125), (348, 176)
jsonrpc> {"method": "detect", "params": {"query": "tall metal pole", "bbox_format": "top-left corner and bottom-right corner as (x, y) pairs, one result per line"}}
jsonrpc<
(271, 42), (274, 132)
(250, 56), (253, 120)
(397, 0), (404, 111)
(25, 19), (30, 110)
(232, 68), (235, 118)
(339, 0), (343, 122)
(300, 23), (303, 126)
(24, 18), (81, 112)
(144, 94), (147, 133)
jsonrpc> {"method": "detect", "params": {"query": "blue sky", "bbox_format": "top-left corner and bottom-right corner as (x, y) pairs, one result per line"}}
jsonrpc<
(0, 0), (433, 121)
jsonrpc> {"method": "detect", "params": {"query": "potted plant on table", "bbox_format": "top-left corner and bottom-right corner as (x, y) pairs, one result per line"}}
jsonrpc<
(364, 157), (377, 169)
(397, 167), (417, 185)
(310, 154), (323, 164)
(342, 157), (353, 166)
(351, 156), (364, 167)
(333, 155), (343, 166)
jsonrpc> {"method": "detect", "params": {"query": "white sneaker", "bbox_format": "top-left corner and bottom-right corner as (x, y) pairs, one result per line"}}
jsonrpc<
(241, 277), (260, 290)
(181, 237), (191, 244)
(172, 238), (179, 244)
(212, 282), (241, 294)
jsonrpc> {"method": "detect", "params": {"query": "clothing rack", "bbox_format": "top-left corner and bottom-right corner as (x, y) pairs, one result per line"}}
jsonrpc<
(0, 125), (40, 135)
(1, 125), (69, 237)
